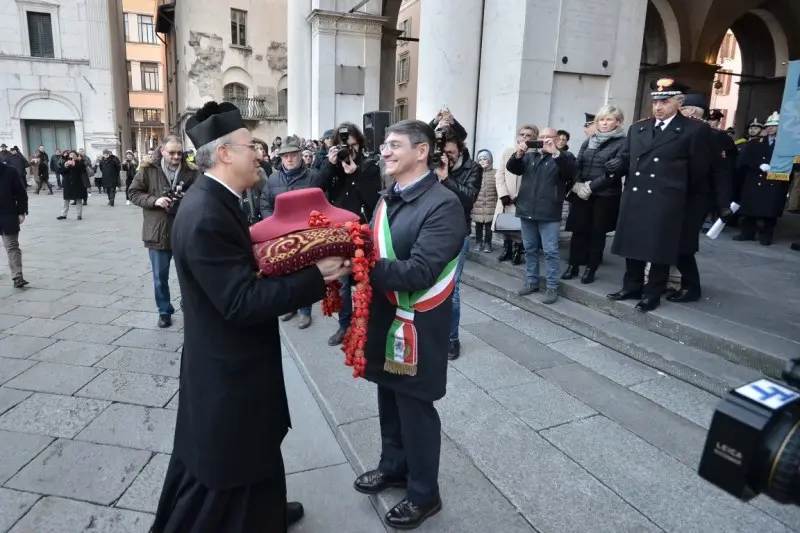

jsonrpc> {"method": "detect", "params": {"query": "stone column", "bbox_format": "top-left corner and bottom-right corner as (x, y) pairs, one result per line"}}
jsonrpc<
(288, 0), (312, 138)
(416, 0), (483, 144)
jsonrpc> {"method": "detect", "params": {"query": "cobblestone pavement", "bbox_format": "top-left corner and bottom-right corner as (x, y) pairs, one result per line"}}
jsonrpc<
(0, 193), (385, 532)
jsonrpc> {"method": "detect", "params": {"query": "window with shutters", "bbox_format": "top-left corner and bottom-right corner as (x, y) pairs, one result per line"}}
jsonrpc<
(127, 61), (133, 90)
(398, 18), (411, 46)
(138, 14), (156, 44)
(396, 53), (410, 85)
(223, 83), (248, 100)
(123, 13), (130, 41)
(231, 9), (247, 47)
(141, 62), (160, 91)
(394, 99), (408, 122)
(27, 12), (54, 58)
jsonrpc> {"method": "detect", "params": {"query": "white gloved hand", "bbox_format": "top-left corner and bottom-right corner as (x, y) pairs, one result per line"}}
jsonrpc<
(577, 182), (592, 200)
(759, 163), (771, 173)
(571, 182), (582, 194)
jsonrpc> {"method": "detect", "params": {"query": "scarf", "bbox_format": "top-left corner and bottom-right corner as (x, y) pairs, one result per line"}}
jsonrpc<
(373, 199), (459, 376)
(160, 156), (180, 188)
(587, 128), (626, 150)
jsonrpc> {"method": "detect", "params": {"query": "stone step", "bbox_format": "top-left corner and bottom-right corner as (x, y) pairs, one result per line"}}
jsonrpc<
(462, 259), (764, 397)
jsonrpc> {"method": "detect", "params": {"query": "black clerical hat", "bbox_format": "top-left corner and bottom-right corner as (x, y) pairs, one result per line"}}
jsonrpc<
(650, 78), (691, 100)
(584, 113), (595, 126)
(185, 101), (246, 148)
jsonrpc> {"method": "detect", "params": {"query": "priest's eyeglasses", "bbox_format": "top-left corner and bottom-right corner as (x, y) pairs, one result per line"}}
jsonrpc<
(225, 143), (257, 152)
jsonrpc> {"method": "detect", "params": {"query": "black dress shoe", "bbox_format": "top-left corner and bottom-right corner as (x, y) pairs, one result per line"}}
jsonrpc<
(666, 289), (701, 303)
(560, 265), (579, 280)
(353, 469), (407, 495)
(791, 242), (800, 251)
(607, 289), (642, 301)
(447, 339), (460, 361)
(158, 314), (172, 328)
(580, 268), (596, 284)
(635, 297), (660, 312)
(287, 501), (304, 526)
(510, 244), (523, 265)
(759, 234), (773, 246)
(385, 497), (442, 530)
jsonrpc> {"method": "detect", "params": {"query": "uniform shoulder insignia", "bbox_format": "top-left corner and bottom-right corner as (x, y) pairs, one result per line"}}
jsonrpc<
(633, 117), (651, 124)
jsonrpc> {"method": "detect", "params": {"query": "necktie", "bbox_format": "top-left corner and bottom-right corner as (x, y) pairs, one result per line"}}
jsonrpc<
(653, 121), (664, 137)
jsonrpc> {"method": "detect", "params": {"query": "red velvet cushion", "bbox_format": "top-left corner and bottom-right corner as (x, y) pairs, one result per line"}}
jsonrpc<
(253, 227), (357, 277)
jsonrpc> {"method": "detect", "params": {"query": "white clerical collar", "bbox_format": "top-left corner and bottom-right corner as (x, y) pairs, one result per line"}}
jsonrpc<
(204, 172), (241, 199)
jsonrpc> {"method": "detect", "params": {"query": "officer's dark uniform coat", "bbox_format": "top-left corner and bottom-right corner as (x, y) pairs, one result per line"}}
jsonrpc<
(736, 137), (789, 219)
(612, 113), (712, 265)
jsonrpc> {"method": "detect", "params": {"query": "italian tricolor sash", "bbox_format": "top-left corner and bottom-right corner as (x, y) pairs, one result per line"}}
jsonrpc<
(373, 199), (458, 376)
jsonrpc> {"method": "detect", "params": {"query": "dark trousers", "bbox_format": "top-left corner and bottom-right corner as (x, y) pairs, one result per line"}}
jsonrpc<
(377, 386), (441, 506)
(474, 222), (492, 244)
(675, 254), (701, 294)
(740, 216), (776, 237)
(622, 258), (669, 299)
(337, 275), (352, 332)
(125, 177), (133, 200)
(106, 186), (116, 204)
(36, 178), (53, 193)
(568, 231), (606, 269)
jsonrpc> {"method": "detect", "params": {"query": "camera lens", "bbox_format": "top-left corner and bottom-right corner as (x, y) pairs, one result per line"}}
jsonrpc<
(754, 416), (800, 504)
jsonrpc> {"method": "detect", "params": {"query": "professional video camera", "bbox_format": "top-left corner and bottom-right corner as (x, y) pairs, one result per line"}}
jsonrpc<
(336, 126), (352, 162)
(161, 181), (187, 216)
(698, 358), (800, 505)
(431, 129), (446, 166)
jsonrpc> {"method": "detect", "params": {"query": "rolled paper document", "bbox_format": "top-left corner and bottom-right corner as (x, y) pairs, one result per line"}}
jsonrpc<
(706, 202), (740, 240)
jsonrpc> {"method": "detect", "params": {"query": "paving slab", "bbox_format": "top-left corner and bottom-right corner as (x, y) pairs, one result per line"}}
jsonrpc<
(0, 336), (56, 359)
(63, 271), (120, 283)
(75, 403), (175, 453)
(106, 297), (161, 313)
(539, 363), (707, 468)
(4, 362), (102, 395)
(542, 416), (794, 532)
(69, 281), (125, 295)
(285, 463), (388, 533)
(110, 311), (184, 331)
(0, 301), (76, 319)
(5, 439), (150, 505)
(28, 340), (116, 366)
(23, 277), (82, 291)
(76, 370), (178, 408)
(457, 303), (493, 326)
(94, 347), (181, 378)
(489, 377), (597, 431)
(58, 291), (123, 308)
(0, 488), (39, 533)
(0, 393), (109, 439)
(0, 358), (36, 386)
(0, 430), (53, 484)
(0, 388), (31, 416)
(4, 289), (72, 303)
(339, 416), (535, 533)
(0, 315), (27, 332)
(116, 453), (170, 514)
(465, 320), (572, 372)
(112, 328), (183, 352)
(164, 392), (178, 410)
(438, 370), (658, 532)
(55, 306), (126, 325)
(449, 330), (538, 391)
(282, 358), (347, 474)
(113, 285), (157, 299)
(548, 337), (664, 387)
(52, 323), (130, 345)
(8, 496), (153, 533)
(630, 375), (721, 429)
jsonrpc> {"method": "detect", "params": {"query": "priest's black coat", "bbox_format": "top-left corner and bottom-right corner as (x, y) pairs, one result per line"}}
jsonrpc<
(364, 172), (466, 402)
(170, 174), (327, 489)
(611, 114), (712, 265)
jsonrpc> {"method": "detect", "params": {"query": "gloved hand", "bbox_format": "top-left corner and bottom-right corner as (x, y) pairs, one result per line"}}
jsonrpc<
(500, 195), (512, 207)
(605, 158), (623, 173)
(571, 182), (582, 195)
(576, 182), (592, 200)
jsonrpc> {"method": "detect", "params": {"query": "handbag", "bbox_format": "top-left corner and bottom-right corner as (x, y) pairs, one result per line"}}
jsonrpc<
(494, 212), (521, 232)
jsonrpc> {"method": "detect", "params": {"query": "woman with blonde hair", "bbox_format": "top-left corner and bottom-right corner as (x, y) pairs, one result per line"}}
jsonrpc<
(562, 104), (627, 284)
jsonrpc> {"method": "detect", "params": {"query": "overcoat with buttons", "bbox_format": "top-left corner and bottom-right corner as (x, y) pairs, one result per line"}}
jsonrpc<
(611, 113), (712, 265)
(736, 137), (790, 219)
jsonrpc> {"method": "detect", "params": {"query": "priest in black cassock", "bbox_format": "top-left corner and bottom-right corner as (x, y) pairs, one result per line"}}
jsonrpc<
(150, 101), (351, 533)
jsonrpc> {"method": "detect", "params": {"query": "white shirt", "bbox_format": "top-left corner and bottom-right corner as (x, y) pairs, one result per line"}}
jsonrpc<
(655, 113), (677, 131)
(204, 172), (241, 199)
(394, 172), (429, 193)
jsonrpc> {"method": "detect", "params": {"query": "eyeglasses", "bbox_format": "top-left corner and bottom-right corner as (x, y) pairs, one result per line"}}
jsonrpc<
(380, 141), (418, 152)
(225, 143), (256, 152)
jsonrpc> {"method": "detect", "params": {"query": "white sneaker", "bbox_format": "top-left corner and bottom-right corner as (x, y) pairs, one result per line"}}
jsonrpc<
(126, 200), (131, 206)
(88, 193), (92, 197)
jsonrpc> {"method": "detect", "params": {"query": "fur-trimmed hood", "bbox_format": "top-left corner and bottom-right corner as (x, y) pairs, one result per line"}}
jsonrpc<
(139, 154), (197, 171)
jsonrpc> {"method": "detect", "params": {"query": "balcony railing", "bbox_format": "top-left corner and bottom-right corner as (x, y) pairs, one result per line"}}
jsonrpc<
(223, 97), (281, 120)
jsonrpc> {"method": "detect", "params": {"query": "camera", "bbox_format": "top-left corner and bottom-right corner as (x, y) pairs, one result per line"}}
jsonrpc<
(162, 182), (187, 216)
(336, 126), (352, 162)
(526, 140), (544, 150)
(698, 358), (800, 505)
(431, 129), (447, 166)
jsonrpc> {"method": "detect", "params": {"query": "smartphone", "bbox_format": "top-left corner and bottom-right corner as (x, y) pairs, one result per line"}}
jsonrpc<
(526, 140), (544, 149)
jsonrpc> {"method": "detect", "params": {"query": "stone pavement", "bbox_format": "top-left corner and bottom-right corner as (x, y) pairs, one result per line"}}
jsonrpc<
(0, 193), (385, 532)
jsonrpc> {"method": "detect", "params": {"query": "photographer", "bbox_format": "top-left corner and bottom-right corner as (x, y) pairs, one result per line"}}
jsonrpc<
(507, 127), (577, 304)
(129, 135), (201, 328)
(318, 123), (382, 346)
(435, 129), (482, 361)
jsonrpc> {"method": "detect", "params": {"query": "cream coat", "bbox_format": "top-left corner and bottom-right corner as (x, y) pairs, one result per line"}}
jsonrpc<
(492, 146), (522, 231)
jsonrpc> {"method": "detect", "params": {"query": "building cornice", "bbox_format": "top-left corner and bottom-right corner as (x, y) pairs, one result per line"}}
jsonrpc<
(306, 9), (388, 37)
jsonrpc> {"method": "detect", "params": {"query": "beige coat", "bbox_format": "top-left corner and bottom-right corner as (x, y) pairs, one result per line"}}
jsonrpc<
(492, 146), (522, 231)
(471, 168), (498, 223)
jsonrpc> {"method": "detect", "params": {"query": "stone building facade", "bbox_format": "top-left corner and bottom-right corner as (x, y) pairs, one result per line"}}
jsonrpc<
(0, 0), (128, 160)
(156, 0), (288, 149)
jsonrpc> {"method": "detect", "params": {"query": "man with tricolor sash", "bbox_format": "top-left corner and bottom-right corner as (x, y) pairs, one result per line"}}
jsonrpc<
(353, 119), (466, 530)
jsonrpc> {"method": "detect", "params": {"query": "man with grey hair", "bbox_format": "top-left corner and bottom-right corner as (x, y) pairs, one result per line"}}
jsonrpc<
(608, 78), (712, 312)
(129, 134), (201, 327)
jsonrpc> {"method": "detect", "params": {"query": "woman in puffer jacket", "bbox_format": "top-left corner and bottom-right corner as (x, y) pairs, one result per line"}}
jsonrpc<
(562, 104), (627, 284)
(471, 149), (498, 252)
